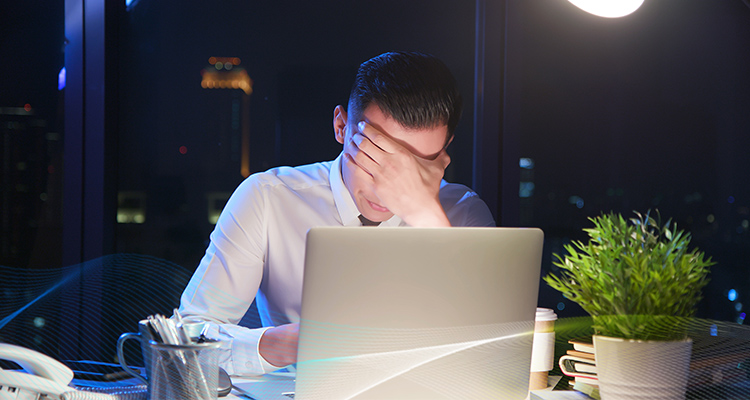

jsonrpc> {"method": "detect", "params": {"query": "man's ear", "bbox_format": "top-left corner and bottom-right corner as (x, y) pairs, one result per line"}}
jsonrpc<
(333, 105), (348, 145)
(445, 134), (455, 149)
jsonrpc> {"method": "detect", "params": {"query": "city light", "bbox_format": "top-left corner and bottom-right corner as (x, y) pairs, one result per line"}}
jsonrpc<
(728, 289), (737, 302)
(519, 182), (535, 198)
(519, 158), (535, 169)
(117, 192), (146, 224)
(58, 67), (66, 90)
(568, 196), (584, 209)
(207, 192), (231, 225)
(201, 58), (253, 95)
(125, 0), (141, 10)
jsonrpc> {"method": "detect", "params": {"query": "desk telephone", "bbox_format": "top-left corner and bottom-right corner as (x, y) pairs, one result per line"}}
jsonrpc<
(0, 343), (114, 400)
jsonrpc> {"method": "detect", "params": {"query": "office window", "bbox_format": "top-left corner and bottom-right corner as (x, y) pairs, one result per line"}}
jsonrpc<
(4, 0), (484, 363)
(510, 0), (750, 323)
(0, 1), (65, 353)
(115, 0), (479, 270)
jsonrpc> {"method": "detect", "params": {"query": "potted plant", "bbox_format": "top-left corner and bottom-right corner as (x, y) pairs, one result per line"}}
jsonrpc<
(544, 211), (714, 399)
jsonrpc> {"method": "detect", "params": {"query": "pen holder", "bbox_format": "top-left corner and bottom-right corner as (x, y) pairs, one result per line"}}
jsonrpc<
(148, 340), (222, 400)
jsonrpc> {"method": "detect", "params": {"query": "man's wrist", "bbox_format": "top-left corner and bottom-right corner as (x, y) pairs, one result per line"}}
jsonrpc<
(400, 201), (451, 227)
(256, 327), (281, 372)
(258, 324), (298, 368)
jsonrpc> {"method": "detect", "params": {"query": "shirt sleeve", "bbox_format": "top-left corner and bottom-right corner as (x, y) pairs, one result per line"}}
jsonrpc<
(440, 182), (496, 227)
(178, 175), (274, 375)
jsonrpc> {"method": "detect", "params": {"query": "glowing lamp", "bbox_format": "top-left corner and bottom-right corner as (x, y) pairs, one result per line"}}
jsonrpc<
(567, 0), (644, 18)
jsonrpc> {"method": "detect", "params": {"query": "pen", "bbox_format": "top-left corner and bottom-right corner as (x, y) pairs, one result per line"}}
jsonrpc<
(173, 309), (191, 345)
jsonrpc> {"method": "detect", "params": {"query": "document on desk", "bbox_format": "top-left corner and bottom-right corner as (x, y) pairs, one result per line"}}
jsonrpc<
(232, 372), (295, 400)
(530, 391), (594, 400)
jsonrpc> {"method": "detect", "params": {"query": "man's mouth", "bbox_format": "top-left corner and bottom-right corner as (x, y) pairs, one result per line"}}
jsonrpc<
(367, 199), (389, 213)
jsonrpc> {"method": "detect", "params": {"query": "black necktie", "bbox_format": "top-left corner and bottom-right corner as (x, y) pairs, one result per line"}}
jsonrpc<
(358, 215), (381, 227)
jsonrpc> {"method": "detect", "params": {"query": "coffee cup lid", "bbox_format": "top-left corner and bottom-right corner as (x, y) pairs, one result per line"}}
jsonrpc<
(535, 307), (558, 321)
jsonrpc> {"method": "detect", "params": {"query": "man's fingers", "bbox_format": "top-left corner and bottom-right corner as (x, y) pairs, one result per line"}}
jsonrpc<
(417, 149), (451, 173)
(352, 132), (390, 169)
(343, 149), (373, 177)
(351, 133), (380, 161)
(345, 136), (378, 174)
(357, 121), (399, 154)
(437, 150), (451, 170)
(354, 121), (448, 189)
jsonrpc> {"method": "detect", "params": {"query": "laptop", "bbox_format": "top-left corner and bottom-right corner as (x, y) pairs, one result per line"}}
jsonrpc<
(234, 227), (544, 400)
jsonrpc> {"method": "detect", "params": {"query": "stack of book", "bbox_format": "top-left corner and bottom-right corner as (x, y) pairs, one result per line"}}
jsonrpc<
(559, 338), (600, 399)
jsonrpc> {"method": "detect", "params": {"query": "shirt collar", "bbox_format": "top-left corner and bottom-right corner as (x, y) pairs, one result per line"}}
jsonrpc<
(329, 153), (405, 227)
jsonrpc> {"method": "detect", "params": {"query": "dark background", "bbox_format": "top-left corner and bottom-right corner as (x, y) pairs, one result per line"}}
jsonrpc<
(1, 0), (749, 361)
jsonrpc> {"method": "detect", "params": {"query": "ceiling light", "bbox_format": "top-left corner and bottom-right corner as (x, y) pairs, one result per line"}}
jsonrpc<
(567, 0), (645, 18)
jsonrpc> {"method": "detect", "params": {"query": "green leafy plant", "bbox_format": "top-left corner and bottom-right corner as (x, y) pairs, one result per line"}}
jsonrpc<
(544, 211), (714, 341)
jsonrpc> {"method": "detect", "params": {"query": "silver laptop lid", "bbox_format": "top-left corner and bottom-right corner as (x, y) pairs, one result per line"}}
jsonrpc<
(296, 227), (544, 400)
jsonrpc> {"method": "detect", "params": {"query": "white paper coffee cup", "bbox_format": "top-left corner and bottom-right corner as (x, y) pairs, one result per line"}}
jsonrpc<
(529, 307), (558, 390)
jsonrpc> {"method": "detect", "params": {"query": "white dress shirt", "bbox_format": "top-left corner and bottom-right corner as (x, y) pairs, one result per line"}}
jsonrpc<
(178, 153), (495, 375)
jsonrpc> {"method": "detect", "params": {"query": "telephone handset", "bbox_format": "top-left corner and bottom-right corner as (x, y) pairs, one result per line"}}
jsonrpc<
(0, 343), (114, 400)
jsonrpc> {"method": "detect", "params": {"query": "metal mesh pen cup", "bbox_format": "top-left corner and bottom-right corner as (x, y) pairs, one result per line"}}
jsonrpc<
(148, 340), (222, 400)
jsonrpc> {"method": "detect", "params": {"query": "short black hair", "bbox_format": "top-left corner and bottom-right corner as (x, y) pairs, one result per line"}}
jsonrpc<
(347, 51), (463, 138)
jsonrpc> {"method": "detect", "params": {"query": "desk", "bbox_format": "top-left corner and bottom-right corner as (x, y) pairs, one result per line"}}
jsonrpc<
(73, 371), (290, 400)
(227, 372), (295, 400)
(73, 370), (750, 400)
(229, 374), (559, 400)
(71, 318), (749, 399)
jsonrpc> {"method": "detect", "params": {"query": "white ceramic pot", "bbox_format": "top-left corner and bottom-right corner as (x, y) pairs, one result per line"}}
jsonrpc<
(593, 335), (692, 400)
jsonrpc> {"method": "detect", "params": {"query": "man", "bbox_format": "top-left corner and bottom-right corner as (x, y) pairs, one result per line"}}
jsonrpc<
(178, 51), (495, 375)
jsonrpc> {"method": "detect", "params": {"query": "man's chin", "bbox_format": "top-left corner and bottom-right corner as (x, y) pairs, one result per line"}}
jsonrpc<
(359, 205), (392, 223)
(360, 210), (392, 221)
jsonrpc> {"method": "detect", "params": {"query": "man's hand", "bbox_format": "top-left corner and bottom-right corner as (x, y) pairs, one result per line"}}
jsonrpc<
(344, 121), (451, 227)
(259, 323), (299, 368)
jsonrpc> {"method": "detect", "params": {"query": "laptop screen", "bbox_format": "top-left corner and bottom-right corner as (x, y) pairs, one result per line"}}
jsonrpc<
(295, 227), (544, 400)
